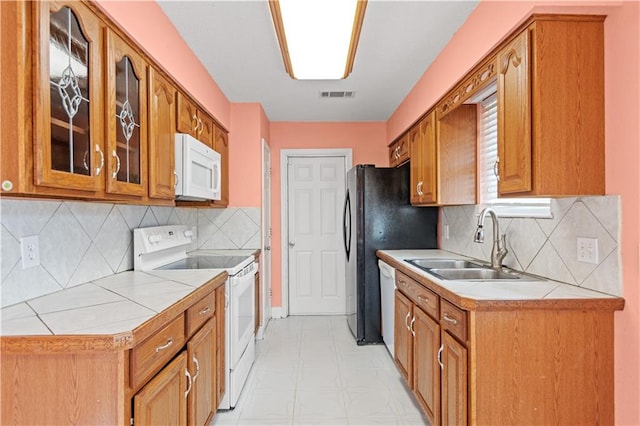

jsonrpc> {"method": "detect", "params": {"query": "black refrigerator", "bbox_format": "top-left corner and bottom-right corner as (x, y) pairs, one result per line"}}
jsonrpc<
(343, 164), (438, 344)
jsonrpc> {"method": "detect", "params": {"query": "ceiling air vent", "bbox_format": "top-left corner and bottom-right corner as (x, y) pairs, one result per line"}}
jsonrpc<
(320, 91), (356, 98)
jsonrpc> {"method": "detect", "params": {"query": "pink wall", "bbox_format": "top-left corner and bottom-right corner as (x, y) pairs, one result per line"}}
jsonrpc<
(229, 103), (266, 207)
(604, 3), (640, 424)
(94, 0), (231, 128)
(388, 1), (640, 423)
(268, 122), (387, 306)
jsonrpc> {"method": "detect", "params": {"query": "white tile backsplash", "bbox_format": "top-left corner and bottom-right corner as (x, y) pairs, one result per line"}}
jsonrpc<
(0, 198), (261, 307)
(440, 196), (622, 296)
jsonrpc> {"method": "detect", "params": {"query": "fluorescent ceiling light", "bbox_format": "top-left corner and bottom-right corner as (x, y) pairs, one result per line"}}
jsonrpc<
(269, 0), (367, 80)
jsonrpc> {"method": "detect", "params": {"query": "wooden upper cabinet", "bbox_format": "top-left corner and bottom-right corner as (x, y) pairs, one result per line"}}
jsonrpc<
(33, 1), (105, 192)
(176, 93), (198, 138)
(410, 112), (438, 205)
(105, 29), (147, 197)
(438, 104), (477, 205)
(410, 107), (474, 206)
(148, 67), (176, 200)
(389, 134), (409, 167)
(199, 114), (215, 149)
(497, 29), (532, 194)
(409, 125), (423, 205)
(176, 92), (213, 148)
(212, 125), (229, 207)
(497, 15), (605, 196)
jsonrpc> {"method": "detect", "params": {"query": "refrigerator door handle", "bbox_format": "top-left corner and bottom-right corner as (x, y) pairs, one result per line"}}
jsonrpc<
(342, 190), (351, 261)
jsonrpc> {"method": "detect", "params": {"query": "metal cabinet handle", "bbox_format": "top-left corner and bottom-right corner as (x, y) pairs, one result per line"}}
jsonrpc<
(192, 114), (198, 132)
(405, 311), (411, 330)
(199, 306), (211, 316)
(265, 246), (271, 251)
(155, 337), (174, 353)
(192, 356), (200, 382)
(437, 345), (444, 370)
(417, 295), (429, 303)
(95, 145), (105, 176)
(112, 150), (121, 179)
(410, 316), (416, 337)
(174, 170), (179, 188)
(493, 158), (500, 182)
(417, 181), (424, 196)
(443, 313), (458, 325)
(184, 368), (192, 399)
(288, 240), (295, 247)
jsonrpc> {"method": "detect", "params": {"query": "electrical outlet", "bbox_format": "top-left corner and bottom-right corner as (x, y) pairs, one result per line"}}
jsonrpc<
(577, 237), (598, 264)
(20, 235), (40, 269)
(443, 225), (450, 240)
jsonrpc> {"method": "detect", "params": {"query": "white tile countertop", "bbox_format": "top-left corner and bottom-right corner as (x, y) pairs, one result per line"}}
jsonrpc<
(0, 269), (226, 337)
(378, 249), (624, 310)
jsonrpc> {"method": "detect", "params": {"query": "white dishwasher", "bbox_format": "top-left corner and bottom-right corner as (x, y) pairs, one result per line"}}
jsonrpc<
(378, 259), (396, 356)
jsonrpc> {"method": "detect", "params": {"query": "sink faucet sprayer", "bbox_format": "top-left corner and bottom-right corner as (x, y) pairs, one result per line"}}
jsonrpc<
(474, 207), (508, 270)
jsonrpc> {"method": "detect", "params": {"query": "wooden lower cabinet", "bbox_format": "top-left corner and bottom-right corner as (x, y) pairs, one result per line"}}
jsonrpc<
(393, 290), (413, 385)
(134, 351), (188, 425)
(394, 281), (450, 426)
(215, 283), (226, 406)
(390, 266), (620, 425)
(0, 277), (227, 426)
(413, 307), (441, 425)
(187, 318), (217, 426)
(441, 331), (467, 426)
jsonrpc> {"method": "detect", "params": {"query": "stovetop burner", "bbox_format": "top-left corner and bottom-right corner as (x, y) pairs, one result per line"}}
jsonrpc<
(157, 255), (251, 271)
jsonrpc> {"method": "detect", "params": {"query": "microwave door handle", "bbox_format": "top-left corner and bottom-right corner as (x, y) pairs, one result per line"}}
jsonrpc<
(214, 163), (221, 194)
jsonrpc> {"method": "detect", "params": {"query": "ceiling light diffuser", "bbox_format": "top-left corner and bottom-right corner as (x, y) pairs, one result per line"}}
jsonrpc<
(269, 0), (367, 80)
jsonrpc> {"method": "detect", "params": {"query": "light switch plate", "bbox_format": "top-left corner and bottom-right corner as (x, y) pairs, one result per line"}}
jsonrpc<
(20, 235), (40, 269)
(577, 237), (598, 264)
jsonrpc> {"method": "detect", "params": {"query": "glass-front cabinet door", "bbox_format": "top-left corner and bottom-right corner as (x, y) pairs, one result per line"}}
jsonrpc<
(34, 1), (104, 191)
(105, 30), (147, 196)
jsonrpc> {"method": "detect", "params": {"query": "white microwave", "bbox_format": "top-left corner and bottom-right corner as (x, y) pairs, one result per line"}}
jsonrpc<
(175, 133), (221, 201)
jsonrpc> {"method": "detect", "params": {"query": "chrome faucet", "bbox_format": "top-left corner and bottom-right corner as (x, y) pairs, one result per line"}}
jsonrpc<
(474, 207), (508, 270)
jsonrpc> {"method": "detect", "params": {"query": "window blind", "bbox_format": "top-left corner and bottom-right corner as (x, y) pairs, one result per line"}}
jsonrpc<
(477, 92), (551, 218)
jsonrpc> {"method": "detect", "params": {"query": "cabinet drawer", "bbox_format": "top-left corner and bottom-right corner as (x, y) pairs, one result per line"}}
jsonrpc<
(440, 299), (467, 343)
(186, 292), (215, 337)
(396, 271), (439, 320)
(131, 314), (186, 390)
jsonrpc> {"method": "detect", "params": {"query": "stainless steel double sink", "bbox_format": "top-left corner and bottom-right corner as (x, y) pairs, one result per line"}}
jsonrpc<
(404, 258), (539, 281)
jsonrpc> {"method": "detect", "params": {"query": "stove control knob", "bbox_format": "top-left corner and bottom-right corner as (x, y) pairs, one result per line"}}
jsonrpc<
(148, 234), (162, 244)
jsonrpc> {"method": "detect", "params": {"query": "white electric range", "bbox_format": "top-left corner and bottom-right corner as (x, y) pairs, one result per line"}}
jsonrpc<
(133, 225), (256, 410)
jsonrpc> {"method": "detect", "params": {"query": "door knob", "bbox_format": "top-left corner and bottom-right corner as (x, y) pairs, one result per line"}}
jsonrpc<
(288, 241), (295, 246)
(264, 246), (271, 251)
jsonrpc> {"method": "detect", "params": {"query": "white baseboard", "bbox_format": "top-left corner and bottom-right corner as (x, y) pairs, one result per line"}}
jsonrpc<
(271, 307), (285, 319)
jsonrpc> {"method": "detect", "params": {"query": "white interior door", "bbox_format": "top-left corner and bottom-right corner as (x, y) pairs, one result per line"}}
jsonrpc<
(261, 139), (272, 328)
(287, 156), (346, 315)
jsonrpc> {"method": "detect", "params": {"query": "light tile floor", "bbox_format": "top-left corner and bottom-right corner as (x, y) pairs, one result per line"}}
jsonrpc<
(212, 315), (429, 426)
